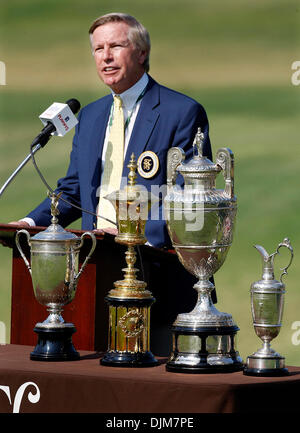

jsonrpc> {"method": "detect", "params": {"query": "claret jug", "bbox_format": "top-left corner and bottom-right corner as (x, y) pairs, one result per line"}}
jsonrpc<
(244, 238), (293, 376)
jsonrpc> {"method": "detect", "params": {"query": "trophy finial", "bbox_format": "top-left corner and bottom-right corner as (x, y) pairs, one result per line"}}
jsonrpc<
(193, 127), (205, 158)
(48, 191), (62, 224)
(127, 153), (137, 187)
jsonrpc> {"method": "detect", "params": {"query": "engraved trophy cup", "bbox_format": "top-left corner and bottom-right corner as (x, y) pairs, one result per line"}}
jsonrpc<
(100, 154), (159, 367)
(164, 128), (243, 373)
(15, 193), (96, 361)
(244, 238), (293, 376)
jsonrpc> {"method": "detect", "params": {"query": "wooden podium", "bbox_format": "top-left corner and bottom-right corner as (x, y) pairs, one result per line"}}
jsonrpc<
(0, 224), (197, 356)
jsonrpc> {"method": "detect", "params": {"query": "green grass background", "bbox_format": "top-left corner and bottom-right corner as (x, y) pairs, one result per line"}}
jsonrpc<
(0, 0), (300, 365)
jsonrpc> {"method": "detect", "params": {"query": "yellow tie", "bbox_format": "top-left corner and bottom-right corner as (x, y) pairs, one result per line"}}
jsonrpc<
(97, 95), (124, 229)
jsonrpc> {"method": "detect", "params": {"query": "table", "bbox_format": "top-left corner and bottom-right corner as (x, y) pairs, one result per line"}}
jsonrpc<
(0, 344), (299, 414)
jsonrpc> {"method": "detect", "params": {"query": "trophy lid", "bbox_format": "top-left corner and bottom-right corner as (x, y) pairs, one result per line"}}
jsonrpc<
(177, 128), (221, 175)
(31, 192), (79, 242)
(32, 223), (79, 241)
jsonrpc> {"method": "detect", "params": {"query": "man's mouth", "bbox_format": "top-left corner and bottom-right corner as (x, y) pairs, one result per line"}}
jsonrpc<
(103, 67), (119, 72)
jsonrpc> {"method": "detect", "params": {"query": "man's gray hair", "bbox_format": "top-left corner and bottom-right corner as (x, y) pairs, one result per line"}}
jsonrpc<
(89, 13), (151, 72)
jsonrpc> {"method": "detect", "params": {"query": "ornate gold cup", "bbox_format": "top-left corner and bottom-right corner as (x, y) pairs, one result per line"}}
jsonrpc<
(100, 154), (159, 367)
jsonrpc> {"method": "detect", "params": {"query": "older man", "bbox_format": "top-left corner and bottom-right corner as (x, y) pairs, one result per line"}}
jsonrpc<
(11, 13), (215, 355)
(16, 12), (212, 249)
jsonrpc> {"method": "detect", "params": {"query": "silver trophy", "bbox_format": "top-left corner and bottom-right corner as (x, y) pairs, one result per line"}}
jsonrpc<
(244, 238), (293, 376)
(15, 192), (96, 361)
(164, 128), (243, 373)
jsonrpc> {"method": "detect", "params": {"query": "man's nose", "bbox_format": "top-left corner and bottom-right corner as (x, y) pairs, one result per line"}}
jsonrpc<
(103, 45), (113, 61)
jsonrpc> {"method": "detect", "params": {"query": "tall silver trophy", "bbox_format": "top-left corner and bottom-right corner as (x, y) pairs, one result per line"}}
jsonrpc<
(15, 193), (96, 361)
(164, 128), (243, 373)
(244, 238), (293, 376)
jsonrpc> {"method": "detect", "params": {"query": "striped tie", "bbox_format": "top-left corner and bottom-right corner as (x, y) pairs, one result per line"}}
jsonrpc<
(97, 95), (124, 229)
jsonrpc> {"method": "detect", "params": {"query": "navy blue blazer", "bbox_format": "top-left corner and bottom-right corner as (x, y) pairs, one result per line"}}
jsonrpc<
(27, 76), (212, 248)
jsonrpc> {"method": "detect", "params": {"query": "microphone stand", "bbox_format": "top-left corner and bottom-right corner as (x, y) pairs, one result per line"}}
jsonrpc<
(0, 135), (117, 227)
(0, 143), (42, 197)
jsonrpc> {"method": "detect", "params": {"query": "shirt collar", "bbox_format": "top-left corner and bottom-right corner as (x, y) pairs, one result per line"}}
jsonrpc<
(111, 73), (149, 111)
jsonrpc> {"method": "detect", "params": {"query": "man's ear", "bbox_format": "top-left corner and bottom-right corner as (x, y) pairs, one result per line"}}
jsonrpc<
(138, 50), (147, 65)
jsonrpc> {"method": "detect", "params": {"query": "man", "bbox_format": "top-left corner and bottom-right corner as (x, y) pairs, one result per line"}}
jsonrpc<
(13, 13), (212, 249)
(11, 13), (215, 354)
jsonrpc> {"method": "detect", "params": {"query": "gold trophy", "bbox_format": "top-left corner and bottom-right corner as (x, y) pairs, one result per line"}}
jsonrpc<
(100, 154), (159, 367)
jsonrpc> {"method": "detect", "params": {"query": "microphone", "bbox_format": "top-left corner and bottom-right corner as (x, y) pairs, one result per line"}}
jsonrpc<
(31, 98), (81, 147)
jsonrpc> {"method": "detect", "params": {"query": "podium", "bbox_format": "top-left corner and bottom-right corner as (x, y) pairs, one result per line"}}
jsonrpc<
(0, 224), (197, 356)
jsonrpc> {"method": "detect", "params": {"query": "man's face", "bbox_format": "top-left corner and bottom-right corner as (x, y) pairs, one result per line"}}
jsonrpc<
(91, 22), (147, 94)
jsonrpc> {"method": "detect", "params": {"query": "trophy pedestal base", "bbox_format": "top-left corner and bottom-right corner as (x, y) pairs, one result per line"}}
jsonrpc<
(30, 325), (80, 362)
(166, 362), (242, 374)
(166, 325), (243, 374)
(243, 355), (289, 377)
(100, 351), (159, 368)
(101, 296), (158, 368)
(243, 367), (289, 377)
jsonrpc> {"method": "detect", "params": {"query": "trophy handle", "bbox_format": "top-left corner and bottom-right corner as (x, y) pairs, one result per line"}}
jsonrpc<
(274, 238), (294, 283)
(15, 229), (32, 275)
(167, 147), (185, 187)
(216, 147), (234, 199)
(74, 232), (97, 281)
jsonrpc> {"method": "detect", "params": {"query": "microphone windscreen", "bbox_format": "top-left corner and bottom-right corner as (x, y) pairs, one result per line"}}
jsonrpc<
(66, 98), (81, 114)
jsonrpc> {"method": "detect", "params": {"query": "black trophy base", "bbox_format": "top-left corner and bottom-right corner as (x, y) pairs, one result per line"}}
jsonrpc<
(243, 354), (289, 377)
(243, 366), (289, 377)
(100, 351), (159, 368)
(166, 361), (244, 374)
(166, 325), (244, 374)
(30, 325), (80, 361)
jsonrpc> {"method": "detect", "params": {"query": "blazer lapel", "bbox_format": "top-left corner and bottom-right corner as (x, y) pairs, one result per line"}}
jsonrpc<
(87, 95), (112, 217)
(124, 77), (160, 170)
(89, 95), (112, 189)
